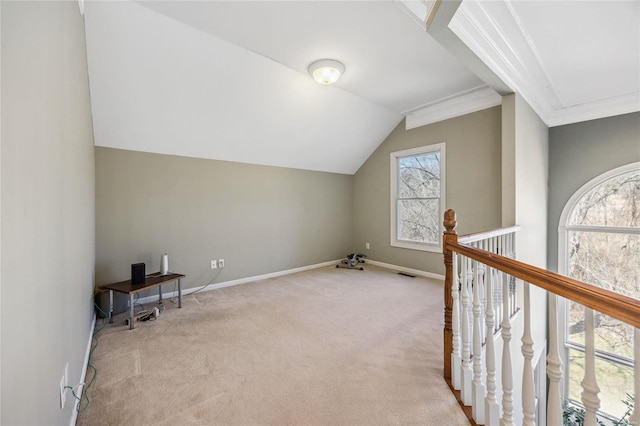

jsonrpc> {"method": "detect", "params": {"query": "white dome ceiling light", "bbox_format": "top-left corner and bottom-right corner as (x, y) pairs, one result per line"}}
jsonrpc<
(308, 59), (345, 85)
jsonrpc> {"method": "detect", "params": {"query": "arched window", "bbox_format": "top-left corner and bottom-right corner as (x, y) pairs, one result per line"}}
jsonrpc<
(558, 162), (640, 420)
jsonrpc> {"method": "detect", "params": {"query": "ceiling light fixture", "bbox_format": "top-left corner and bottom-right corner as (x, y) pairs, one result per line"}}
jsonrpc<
(308, 59), (345, 85)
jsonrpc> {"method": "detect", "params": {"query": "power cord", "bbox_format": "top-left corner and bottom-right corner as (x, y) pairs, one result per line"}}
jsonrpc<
(67, 302), (107, 413)
(72, 269), (224, 412)
(170, 268), (223, 303)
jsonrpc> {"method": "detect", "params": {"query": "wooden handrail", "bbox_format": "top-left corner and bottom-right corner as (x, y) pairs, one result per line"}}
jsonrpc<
(443, 209), (640, 329)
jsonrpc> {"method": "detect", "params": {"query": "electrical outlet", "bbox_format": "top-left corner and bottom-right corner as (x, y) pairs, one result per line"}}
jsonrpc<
(211, 260), (217, 269)
(365, 242), (370, 250)
(218, 259), (225, 268)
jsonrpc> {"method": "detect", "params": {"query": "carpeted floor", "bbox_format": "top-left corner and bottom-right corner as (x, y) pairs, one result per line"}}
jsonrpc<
(77, 265), (469, 425)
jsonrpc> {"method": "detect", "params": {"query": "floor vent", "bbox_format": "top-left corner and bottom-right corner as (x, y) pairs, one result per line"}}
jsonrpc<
(398, 272), (416, 278)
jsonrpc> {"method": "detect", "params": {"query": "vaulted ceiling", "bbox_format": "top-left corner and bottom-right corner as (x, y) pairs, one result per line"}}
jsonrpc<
(84, 1), (639, 174)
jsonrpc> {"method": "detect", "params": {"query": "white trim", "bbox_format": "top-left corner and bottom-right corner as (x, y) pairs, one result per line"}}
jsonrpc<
(136, 260), (341, 305)
(459, 225), (521, 244)
(547, 91), (640, 128)
(448, 1), (640, 128)
(563, 225), (640, 235)
(558, 161), (640, 238)
(365, 259), (445, 281)
(393, 0), (436, 31)
(390, 143), (446, 253)
(557, 161), (640, 412)
(70, 314), (96, 426)
(449, 1), (555, 125)
(404, 86), (502, 130)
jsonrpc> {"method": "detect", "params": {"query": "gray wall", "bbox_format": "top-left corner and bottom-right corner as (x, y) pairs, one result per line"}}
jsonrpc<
(547, 112), (640, 272)
(501, 94), (549, 424)
(1, 2), (96, 424)
(353, 107), (503, 275)
(95, 147), (353, 301)
(504, 93), (549, 268)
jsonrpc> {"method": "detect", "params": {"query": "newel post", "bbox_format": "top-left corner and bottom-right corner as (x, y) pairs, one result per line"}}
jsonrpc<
(443, 209), (458, 380)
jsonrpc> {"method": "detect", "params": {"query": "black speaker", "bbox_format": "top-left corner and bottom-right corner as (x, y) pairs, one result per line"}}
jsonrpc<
(131, 263), (146, 284)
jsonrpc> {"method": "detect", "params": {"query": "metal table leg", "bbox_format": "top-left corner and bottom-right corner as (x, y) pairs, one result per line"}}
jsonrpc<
(129, 293), (135, 330)
(158, 285), (163, 304)
(108, 290), (114, 324)
(178, 279), (182, 308)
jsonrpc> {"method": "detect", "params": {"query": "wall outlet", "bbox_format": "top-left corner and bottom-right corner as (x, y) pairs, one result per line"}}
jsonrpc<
(365, 242), (370, 250)
(211, 260), (217, 269)
(218, 259), (225, 268)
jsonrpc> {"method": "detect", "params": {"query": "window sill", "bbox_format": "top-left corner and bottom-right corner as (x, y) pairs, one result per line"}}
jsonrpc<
(391, 240), (442, 253)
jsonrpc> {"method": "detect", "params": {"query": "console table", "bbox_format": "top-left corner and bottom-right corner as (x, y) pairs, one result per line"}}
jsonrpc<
(101, 272), (186, 330)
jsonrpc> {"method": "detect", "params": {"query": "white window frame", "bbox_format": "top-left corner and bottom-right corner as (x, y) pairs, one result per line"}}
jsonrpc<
(390, 143), (446, 252)
(557, 161), (640, 415)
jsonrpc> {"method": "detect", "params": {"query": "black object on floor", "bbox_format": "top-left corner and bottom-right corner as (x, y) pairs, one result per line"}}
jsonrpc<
(337, 253), (367, 270)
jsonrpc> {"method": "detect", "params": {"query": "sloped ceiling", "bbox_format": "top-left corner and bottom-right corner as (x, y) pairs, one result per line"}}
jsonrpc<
(84, 1), (485, 174)
(84, 0), (640, 174)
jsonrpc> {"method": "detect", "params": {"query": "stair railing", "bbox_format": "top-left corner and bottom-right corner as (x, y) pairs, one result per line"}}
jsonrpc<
(443, 209), (640, 426)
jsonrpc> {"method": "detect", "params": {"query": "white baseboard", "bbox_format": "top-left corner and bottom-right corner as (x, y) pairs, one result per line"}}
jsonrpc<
(136, 260), (341, 306)
(70, 313), (96, 426)
(133, 259), (443, 307)
(364, 259), (445, 281)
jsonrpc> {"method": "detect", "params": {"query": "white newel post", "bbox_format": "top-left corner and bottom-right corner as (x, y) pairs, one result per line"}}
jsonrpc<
(452, 253), (462, 390)
(630, 327), (639, 426)
(500, 268), (514, 426)
(461, 257), (473, 405)
(473, 260), (486, 424)
(485, 238), (500, 425)
(521, 282), (536, 426)
(581, 308), (600, 426)
(546, 294), (563, 425)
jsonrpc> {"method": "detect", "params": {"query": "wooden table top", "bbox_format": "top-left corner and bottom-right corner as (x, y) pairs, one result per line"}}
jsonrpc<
(101, 272), (186, 295)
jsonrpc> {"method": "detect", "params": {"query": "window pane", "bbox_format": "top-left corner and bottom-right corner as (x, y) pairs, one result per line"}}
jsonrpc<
(567, 301), (634, 359)
(398, 199), (439, 243)
(568, 231), (640, 297)
(569, 169), (640, 227)
(567, 348), (634, 420)
(567, 230), (639, 358)
(398, 152), (440, 198)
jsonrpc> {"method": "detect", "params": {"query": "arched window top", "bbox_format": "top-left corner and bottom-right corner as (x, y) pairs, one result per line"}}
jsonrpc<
(561, 162), (640, 230)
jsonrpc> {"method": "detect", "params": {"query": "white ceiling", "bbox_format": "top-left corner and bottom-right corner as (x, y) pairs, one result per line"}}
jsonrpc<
(448, 0), (639, 126)
(83, 0), (640, 175)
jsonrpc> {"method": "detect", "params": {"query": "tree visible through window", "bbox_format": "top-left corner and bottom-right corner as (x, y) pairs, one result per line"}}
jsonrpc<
(390, 143), (445, 252)
(561, 164), (640, 420)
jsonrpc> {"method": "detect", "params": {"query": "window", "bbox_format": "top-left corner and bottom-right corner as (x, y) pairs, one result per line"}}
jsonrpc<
(558, 162), (640, 420)
(390, 143), (445, 252)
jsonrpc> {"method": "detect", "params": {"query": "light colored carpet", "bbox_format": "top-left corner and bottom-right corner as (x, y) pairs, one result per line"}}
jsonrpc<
(77, 265), (469, 425)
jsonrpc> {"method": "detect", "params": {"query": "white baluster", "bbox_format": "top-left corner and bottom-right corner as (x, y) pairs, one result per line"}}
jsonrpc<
(461, 256), (473, 405)
(452, 252), (462, 390)
(485, 236), (500, 426)
(630, 327), (639, 426)
(581, 308), (600, 426)
(546, 294), (563, 425)
(521, 282), (536, 426)
(473, 259), (486, 424)
(495, 235), (506, 331)
(508, 234), (516, 316)
(480, 239), (487, 344)
(501, 269), (514, 426)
